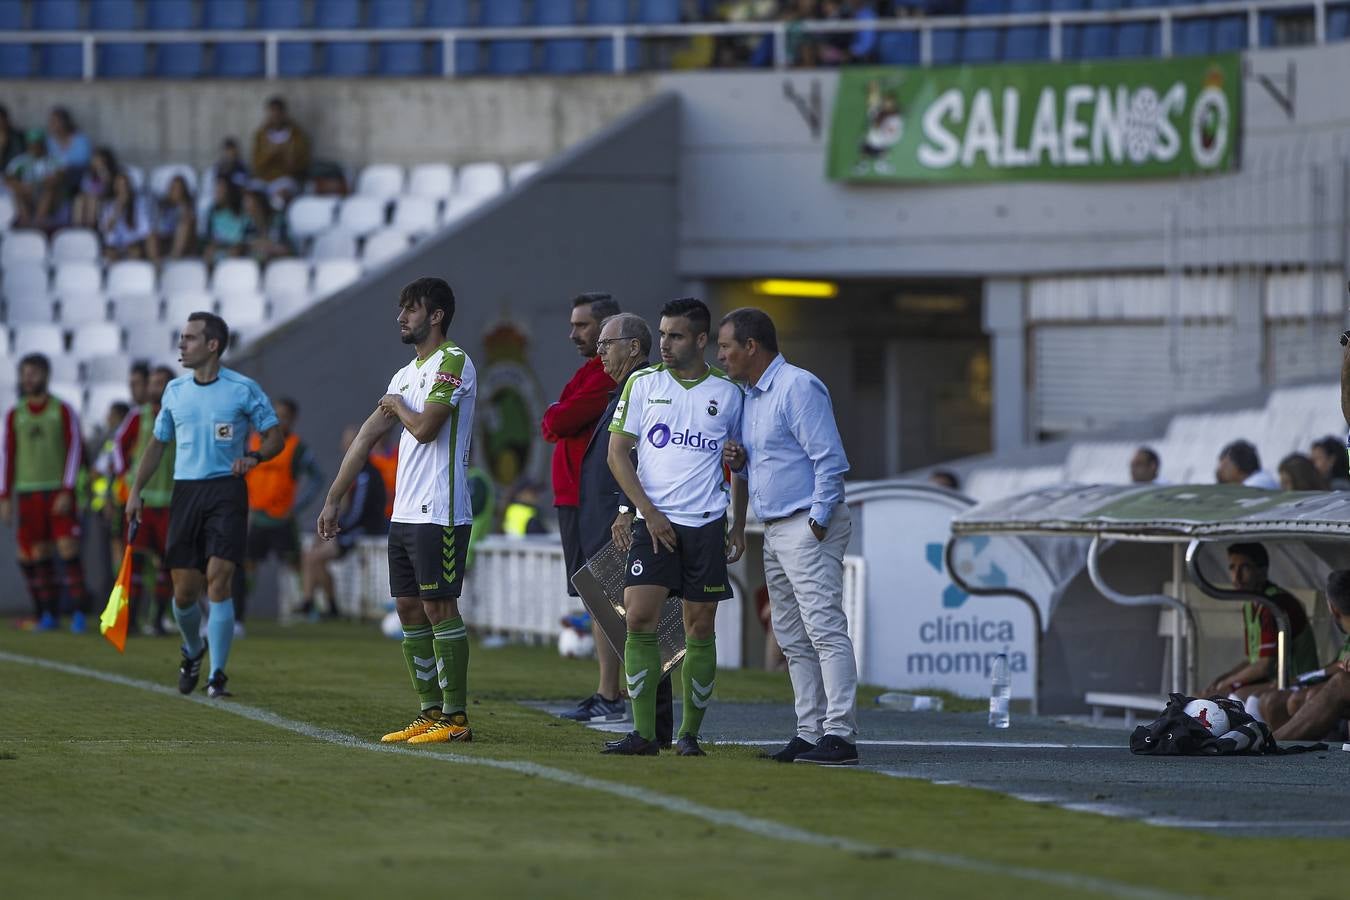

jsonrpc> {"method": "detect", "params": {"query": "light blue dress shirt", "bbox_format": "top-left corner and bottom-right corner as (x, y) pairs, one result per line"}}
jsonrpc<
(739, 354), (849, 526)
(154, 368), (278, 481)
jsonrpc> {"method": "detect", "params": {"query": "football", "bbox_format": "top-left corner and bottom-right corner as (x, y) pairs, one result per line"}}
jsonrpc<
(1183, 698), (1230, 736)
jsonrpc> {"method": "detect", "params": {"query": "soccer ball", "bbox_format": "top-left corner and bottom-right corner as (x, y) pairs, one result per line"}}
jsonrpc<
(557, 627), (595, 659)
(380, 610), (403, 640)
(1183, 698), (1230, 736)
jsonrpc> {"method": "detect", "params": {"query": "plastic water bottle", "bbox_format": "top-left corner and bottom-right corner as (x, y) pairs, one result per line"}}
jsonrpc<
(875, 692), (944, 712)
(987, 653), (1011, 729)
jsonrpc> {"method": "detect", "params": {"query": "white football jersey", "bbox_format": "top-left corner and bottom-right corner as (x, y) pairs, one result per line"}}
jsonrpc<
(609, 363), (742, 527)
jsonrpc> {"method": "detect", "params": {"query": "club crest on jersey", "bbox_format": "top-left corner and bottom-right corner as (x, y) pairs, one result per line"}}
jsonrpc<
(706, 399), (719, 416)
(434, 372), (463, 387)
(214, 422), (233, 441)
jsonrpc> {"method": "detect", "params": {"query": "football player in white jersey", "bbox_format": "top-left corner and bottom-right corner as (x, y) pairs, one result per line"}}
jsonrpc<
(604, 298), (748, 756)
(316, 277), (479, 745)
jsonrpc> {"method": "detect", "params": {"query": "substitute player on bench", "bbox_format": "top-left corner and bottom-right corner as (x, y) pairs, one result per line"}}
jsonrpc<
(317, 277), (478, 745)
(604, 298), (747, 757)
(126, 313), (283, 698)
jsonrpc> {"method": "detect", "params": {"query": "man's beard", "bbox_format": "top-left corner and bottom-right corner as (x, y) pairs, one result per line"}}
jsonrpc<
(401, 322), (430, 345)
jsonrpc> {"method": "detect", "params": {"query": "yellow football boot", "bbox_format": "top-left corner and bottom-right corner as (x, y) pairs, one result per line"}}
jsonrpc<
(380, 711), (442, 743)
(407, 712), (472, 744)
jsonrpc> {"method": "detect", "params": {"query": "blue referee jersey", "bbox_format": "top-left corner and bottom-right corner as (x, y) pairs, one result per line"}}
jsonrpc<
(154, 368), (279, 481)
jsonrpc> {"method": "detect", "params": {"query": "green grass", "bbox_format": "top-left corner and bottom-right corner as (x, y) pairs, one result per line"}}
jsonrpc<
(1, 620), (1346, 900)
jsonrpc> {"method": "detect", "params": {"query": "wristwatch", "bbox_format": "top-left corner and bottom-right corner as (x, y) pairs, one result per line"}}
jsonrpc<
(618, 505), (632, 515)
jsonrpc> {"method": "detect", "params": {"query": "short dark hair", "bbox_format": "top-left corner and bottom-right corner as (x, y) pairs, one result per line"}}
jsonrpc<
(152, 365), (176, 381)
(278, 397), (299, 416)
(266, 95), (286, 112)
(1220, 440), (1261, 476)
(930, 469), (961, 490)
(572, 292), (620, 322)
(109, 401), (130, 419)
(129, 359), (151, 379)
(19, 353), (49, 374)
(1327, 570), (1350, 615)
(399, 277), (456, 334)
(1135, 446), (1160, 468)
(1228, 542), (1269, 569)
(718, 307), (779, 355)
(600, 312), (652, 358)
(188, 311), (230, 356)
(660, 297), (711, 336)
(1313, 436), (1349, 476)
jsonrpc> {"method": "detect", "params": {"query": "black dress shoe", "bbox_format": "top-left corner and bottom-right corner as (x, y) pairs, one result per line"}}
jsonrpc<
(764, 736), (815, 763)
(675, 734), (706, 757)
(601, 731), (660, 756)
(793, 735), (859, 766)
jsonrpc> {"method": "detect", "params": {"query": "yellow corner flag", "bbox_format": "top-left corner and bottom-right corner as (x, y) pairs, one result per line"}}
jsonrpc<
(100, 522), (138, 653)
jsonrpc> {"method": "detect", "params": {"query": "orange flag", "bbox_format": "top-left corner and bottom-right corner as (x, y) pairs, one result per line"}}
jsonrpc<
(100, 523), (138, 653)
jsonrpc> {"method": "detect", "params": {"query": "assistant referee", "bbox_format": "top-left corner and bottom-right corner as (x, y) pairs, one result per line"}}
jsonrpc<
(127, 312), (282, 700)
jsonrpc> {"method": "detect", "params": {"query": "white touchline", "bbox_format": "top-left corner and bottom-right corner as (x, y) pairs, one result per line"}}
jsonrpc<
(731, 739), (1122, 750)
(0, 651), (1192, 900)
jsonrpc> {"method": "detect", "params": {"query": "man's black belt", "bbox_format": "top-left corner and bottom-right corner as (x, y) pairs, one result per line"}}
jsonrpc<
(763, 507), (810, 527)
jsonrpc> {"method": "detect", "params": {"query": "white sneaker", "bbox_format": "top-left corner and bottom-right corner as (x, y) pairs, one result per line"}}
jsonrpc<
(233, 622), (246, 638)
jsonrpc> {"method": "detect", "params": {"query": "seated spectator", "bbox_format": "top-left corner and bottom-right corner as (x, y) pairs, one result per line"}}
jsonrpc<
(152, 175), (197, 261)
(503, 481), (549, 536)
(1215, 439), (1278, 489)
(206, 137), (250, 191)
(241, 189), (292, 263)
(1258, 569), (1350, 736)
(72, 146), (118, 229)
(0, 104), (27, 171)
(929, 469), (960, 491)
(816, 0), (852, 64)
(1309, 436), (1350, 490)
(250, 96), (311, 207)
(4, 129), (58, 228)
(99, 171), (154, 262)
(1201, 542), (1320, 701)
(845, 0), (879, 63)
(203, 175), (248, 262)
(1278, 452), (1327, 492)
(1130, 446), (1164, 484)
(43, 106), (91, 224)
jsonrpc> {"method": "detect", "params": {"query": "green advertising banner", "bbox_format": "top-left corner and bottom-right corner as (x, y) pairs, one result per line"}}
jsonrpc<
(827, 56), (1240, 183)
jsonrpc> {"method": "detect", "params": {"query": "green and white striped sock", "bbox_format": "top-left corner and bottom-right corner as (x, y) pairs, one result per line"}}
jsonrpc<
(432, 616), (470, 716)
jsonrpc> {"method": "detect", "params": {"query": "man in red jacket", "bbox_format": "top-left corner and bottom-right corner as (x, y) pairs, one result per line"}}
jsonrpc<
(543, 292), (623, 723)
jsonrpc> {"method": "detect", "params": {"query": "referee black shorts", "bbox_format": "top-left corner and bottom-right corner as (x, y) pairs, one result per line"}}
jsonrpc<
(388, 522), (471, 601)
(624, 514), (732, 602)
(165, 477), (249, 572)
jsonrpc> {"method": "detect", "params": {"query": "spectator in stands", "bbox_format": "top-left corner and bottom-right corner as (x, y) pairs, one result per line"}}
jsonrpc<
(4, 129), (58, 228)
(242, 189), (292, 263)
(99, 172), (154, 262)
(1278, 453), (1327, 492)
(72, 147), (118, 230)
(208, 137), (249, 190)
(785, 0), (824, 66)
(0, 105), (25, 171)
(503, 481), (548, 536)
(1257, 569), (1350, 735)
(1215, 439), (1278, 489)
(845, 0), (879, 62)
(1130, 446), (1163, 484)
(152, 175), (197, 261)
(251, 97), (311, 207)
(1201, 542), (1320, 701)
(1310, 436), (1350, 490)
(929, 469), (960, 491)
(43, 106), (91, 223)
(203, 175), (248, 262)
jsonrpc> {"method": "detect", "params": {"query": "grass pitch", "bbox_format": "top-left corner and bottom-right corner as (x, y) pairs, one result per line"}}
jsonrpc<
(2, 621), (1346, 900)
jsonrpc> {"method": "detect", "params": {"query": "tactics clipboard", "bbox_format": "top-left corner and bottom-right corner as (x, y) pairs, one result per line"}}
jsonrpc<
(570, 540), (685, 675)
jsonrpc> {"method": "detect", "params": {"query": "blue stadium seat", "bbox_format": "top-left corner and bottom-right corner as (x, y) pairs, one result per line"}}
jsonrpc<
(637, 0), (680, 22)
(1213, 15), (1247, 50)
(148, 0), (203, 77)
(1050, 0), (1086, 57)
(1114, 22), (1158, 56)
(1173, 18), (1212, 55)
(1330, 6), (1350, 39)
(426, 0), (480, 74)
(91, 0), (145, 78)
(589, 0), (634, 71)
(371, 0), (425, 76)
(538, 0), (586, 74)
(1078, 0), (1118, 57)
(931, 29), (960, 63)
(877, 31), (919, 64)
(1004, 0), (1049, 60)
(35, 0), (83, 79)
(205, 0), (262, 77)
(261, 0), (314, 76)
(483, 0), (531, 75)
(316, 0), (370, 75)
(0, 0), (27, 77)
(962, 28), (1001, 60)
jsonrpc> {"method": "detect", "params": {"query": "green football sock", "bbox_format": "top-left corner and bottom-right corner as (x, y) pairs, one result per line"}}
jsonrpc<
(625, 631), (660, 741)
(680, 636), (717, 738)
(433, 616), (470, 716)
(401, 625), (441, 711)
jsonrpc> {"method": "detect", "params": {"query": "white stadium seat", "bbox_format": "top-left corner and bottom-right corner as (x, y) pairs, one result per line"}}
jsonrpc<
(287, 196), (338, 240)
(219, 291), (267, 327)
(13, 324), (64, 357)
(262, 259), (311, 299)
(124, 323), (177, 358)
(1, 230), (48, 267)
(50, 380), (84, 410)
(48, 354), (81, 385)
(356, 164), (405, 201)
(2, 264), (49, 300)
(123, 164), (146, 191)
(5, 297), (55, 325)
(361, 228), (410, 268)
(53, 261), (102, 300)
(0, 192), (14, 230)
(84, 382), (127, 424)
(71, 322), (123, 357)
(210, 258), (261, 296)
(310, 229), (358, 261)
(106, 260), (157, 300)
(164, 290), (216, 325)
(442, 192), (490, 225)
(83, 352), (131, 383)
(50, 229), (100, 263)
(455, 162), (505, 199)
(111, 296), (162, 325)
(58, 292), (109, 323)
(161, 260), (208, 295)
(509, 160), (541, 185)
(269, 291), (312, 323)
(313, 260), (361, 298)
(391, 195), (438, 236)
(408, 163), (454, 200)
(338, 196), (387, 238)
(149, 163), (198, 198)
(0, 324), (11, 354)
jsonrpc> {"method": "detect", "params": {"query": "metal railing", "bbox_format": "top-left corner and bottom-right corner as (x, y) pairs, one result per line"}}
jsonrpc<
(2, 0), (1341, 81)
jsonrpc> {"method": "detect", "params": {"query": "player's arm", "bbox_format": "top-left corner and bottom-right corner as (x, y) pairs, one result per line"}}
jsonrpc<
(377, 394), (451, 444)
(318, 408), (396, 540)
(125, 437), (167, 524)
(726, 475), (748, 563)
(0, 408), (14, 522)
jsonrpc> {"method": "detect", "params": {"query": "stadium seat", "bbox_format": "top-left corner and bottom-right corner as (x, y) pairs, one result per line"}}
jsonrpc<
(53, 262), (102, 301)
(1005, 0), (1049, 60)
(262, 259), (311, 300)
(149, 164), (198, 199)
(287, 197), (339, 241)
(5, 296), (55, 325)
(391, 195), (439, 236)
(1173, 18), (1212, 55)
(1330, 6), (1350, 40)
(2, 264), (49, 301)
(164, 290), (216, 325)
(269, 291), (313, 323)
(160, 260), (208, 295)
(310, 229), (359, 261)
(456, 162), (506, 200)
(124, 323), (176, 357)
(1213, 15), (1247, 50)
(50, 229), (100, 264)
(338, 197), (388, 238)
(930, 29), (960, 64)
(357, 164), (406, 201)
(51, 380), (85, 410)
(1115, 21), (1158, 57)
(84, 383), (126, 423)
(509, 161), (542, 185)
(83, 352), (132, 383)
(219, 291), (267, 327)
(371, 0), (426, 75)
(314, 260), (362, 297)
(210, 258), (261, 296)
(123, 164), (146, 192)
(362, 228), (411, 267)
(35, 0), (83, 79)
(262, 0), (314, 76)
(0, 0), (30, 77)
(71, 322), (122, 357)
(205, 0), (262, 77)
(317, 0), (371, 76)
(638, 0), (680, 23)
(962, 0), (1005, 60)
(148, 0), (203, 77)
(877, 31), (919, 64)
(13, 324), (65, 357)
(0, 192), (14, 230)
(59, 292), (110, 324)
(442, 192), (491, 224)
(426, 0), (479, 75)
(483, 0), (532, 75)
(2, 230), (48, 267)
(91, 0), (147, 78)
(110, 295), (163, 325)
(1052, 0), (1087, 57)
(590, 0), (636, 72)
(537, 0), (586, 74)
(408, 164), (455, 200)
